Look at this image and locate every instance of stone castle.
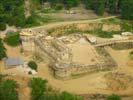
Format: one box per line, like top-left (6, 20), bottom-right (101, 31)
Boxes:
top-left (20, 23), bottom-right (133, 79)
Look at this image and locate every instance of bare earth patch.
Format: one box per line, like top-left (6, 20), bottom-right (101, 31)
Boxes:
top-left (67, 38), bottom-right (100, 65)
top-left (37, 63), bottom-right (109, 94)
top-left (104, 72), bottom-right (133, 96)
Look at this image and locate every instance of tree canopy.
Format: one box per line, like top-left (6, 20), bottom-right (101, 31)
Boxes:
top-left (0, 38), bottom-right (6, 60)
top-left (29, 78), bottom-right (47, 100)
top-left (0, 79), bottom-right (18, 100)
top-left (4, 32), bottom-right (21, 47)
top-left (0, 0), bottom-right (25, 28)
top-left (106, 94), bottom-right (121, 100)
top-left (121, 0), bottom-right (133, 20)
top-left (0, 0), bottom-right (132, 30)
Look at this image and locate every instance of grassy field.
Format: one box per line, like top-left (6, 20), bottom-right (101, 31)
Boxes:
top-left (47, 17), bottom-right (132, 38)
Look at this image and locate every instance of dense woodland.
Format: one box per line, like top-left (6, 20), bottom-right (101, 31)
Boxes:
top-left (0, 0), bottom-right (133, 30)
top-left (0, 0), bottom-right (25, 30)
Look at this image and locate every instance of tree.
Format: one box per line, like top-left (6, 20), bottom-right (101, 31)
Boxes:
top-left (108, 0), bottom-right (118, 14)
top-left (4, 32), bottom-right (21, 47)
top-left (29, 78), bottom-right (47, 100)
top-left (0, 79), bottom-right (18, 100)
top-left (0, 38), bottom-right (6, 60)
top-left (121, 0), bottom-right (133, 20)
top-left (64, 0), bottom-right (79, 9)
top-left (83, 0), bottom-right (93, 9)
top-left (0, 0), bottom-right (26, 27)
top-left (29, 77), bottom-right (83, 100)
top-left (48, 0), bottom-right (61, 7)
top-left (0, 23), bottom-right (6, 31)
top-left (95, 0), bottom-right (106, 16)
top-left (28, 61), bottom-right (38, 71)
top-left (106, 94), bottom-right (121, 100)
top-left (59, 91), bottom-right (82, 100)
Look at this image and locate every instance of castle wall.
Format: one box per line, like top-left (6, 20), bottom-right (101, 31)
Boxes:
top-left (35, 39), bottom-right (133, 79)
top-left (34, 36), bottom-right (133, 80)
top-left (111, 42), bottom-right (133, 50)
top-left (54, 62), bottom-right (116, 79)
top-left (21, 36), bottom-right (35, 52)
top-left (54, 47), bottom-right (117, 79)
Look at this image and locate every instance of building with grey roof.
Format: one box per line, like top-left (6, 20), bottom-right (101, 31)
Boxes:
top-left (4, 57), bottom-right (24, 68)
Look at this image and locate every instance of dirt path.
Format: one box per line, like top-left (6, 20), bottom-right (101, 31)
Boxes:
top-left (23, 16), bottom-right (117, 31)
top-left (24, 0), bottom-right (31, 17)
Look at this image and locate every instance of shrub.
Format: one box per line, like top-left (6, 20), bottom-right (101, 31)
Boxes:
top-left (59, 91), bottom-right (83, 100)
top-left (64, 0), bottom-right (80, 9)
top-left (28, 71), bottom-right (32, 75)
top-left (91, 29), bottom-right (120, 38)
top-left (129, 51), bottom-right (133, 60)
top-left (54, 4), bottom-right (63, 10)
top-left (26, 16), bottom-right (36, 25)
top-left (29, 77), bottom-right (83, 100)
top-left (106, 94), bottom-right (121, 100)
top-left (4, 32), bottom-right (21, 47)
top-left (0, 23), bottom-right (6, 31)
top-left (0, 38), bottom-right (7, 60)
top-left (25, 13), bottom-right (40, 27)
top-left (28, 61), bottom-right (38, 71)
top-left (121, 22), bottom-right (133, 32)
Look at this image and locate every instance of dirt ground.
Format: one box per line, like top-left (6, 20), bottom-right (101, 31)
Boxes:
top-left (39, 5), bottom-right (99, 21)
top-left (37, 63), bottom-right (109, 94)
top-left (1, 34), bottom-right (133, 100)
top-left (0, 44), bottom-right (21, 72)
top-left (35, 47), bottom-right (133, 96)
top-left (1, 43), bottom-right (133, 96)
top-left (67, 38), bottom-right (100, 64)
top-left (105, 47), bottom-right (133, 74)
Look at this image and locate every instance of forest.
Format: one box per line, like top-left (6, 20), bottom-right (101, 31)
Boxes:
top-left (0, 0), bottom-right (133, 30)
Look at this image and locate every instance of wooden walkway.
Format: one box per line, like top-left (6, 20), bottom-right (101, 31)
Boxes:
top-left (94, 39), bottom-right (133, 47)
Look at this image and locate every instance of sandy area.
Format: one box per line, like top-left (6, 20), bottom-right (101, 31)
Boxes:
top-left (37, 63), bottom-right (110, 94)
top-left (105, 47), bottom-right (133, 74)
top-left (67, 38), bottom-right (100, 64)
top-left (5, 44), bottom-right (21, 58)
top-left (0, 45), bottom-right (22, 72)
top-left (1, 40), bottom-right (133, 98)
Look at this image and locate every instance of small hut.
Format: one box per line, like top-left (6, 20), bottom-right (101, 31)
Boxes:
top-left (4, 57), bottom-right (24, 68)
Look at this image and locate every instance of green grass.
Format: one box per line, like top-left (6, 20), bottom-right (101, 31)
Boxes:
top-left (121, 21), bottom-right (133, 32)
top-left (40, 8), bottom-right (61, 14)
top-left (88, 29), bottom-right (120, 38)
top-left (24, 15), bottom-right (132, 38)
top-left (49, 25), bottom-right (120, 38)
top-left (106, 94), bottom-right (121, 100)
top-left (24, 12), bottom-right (64, 28)
top-left (102, 18), bottom-right (122, 24)
top-left (102, 18), bottom-right (133, 32)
